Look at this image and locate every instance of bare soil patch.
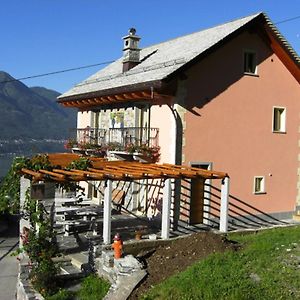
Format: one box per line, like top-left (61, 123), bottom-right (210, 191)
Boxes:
top-left (129, 231), bottom-right (237, 299)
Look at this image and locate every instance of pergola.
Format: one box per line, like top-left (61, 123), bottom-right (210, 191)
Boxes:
top-left (20, 153), bottom-right (230, 244)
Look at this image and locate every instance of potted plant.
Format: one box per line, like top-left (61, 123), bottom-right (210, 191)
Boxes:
top-left (78, 142), bottom-right (106, 157)
top-left (135, 226), bottom-right (147, 240)
top-left (64, 138), bottom-right (78, 150)
top-left (125, 143), bottom-right (161, 163)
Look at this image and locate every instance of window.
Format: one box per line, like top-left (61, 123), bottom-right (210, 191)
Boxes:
top-left (244, 51), bottom-right (257, 74)
top-left (273, 107), bottom-right (286, 133)
top-left (253, 176), bottom-right (265, 194)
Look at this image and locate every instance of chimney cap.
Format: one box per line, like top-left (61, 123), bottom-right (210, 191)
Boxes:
top-left (129, 28), bottom-right (136, 35)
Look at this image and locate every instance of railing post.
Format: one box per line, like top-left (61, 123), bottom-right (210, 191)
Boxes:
top-left (103, 180), bottom-right (112, 244)
top-left (219, 176), bottom-right (230, 233)
top-left (161, 179), bottom-right (172, 239)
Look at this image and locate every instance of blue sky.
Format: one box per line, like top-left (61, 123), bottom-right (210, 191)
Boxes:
top-left (1, 0), bottom-right (299, 93)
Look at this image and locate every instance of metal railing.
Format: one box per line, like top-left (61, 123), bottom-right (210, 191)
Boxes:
top-left (108, 127), bottom-right (159, 147)
top-left (70, 127), bottom-right (159, 148)
top-left (70, 128), bottom-right (107, 146)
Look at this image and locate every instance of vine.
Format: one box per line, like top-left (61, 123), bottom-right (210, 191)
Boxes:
top-left (0, 154), bottom-right (52, 215)
top-left (66, 156), bottom-right (92, 171)
top-left (0, 156), bottom-right (29, 214)
top-left (22, 187), bottom-right (59, 297)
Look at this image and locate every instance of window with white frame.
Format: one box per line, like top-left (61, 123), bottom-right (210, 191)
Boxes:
top-left (244, 51), bottom-right (257, 74)
top-left (273, 107), bottom-right (286, 133)
top-left (253, 176), bottom-right (265, 194)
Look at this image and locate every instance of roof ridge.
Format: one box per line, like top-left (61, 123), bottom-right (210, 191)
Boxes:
top-left (59, 11), bottom-right (299, 101)
top-left (141, 12), bottom-right (263, 51)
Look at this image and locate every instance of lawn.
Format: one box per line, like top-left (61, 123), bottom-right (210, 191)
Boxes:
top-left (143, 225), bottom-right (300, 300)
top-left (46, 274), bottom-right (110, 300)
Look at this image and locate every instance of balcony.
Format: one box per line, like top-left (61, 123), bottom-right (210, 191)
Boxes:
top-left (67, 127), bottom-right (160, 162)
top-left (108, 127), bottom-right (159, 148)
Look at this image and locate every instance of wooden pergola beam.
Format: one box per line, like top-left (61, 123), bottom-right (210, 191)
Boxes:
top-left (20, 153), bottom-right (227, 182)
top-left (39, 169), bottom-right (66, 179)
top-left (21, 168), bottom-right (43, 181)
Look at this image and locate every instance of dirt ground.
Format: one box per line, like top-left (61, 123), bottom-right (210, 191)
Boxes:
top-left (129, 231), bottom-right (238, 299)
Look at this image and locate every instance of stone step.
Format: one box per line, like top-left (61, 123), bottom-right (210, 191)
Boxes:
top-left (52, 255), bottom-right (72, 265)
top-left (67, 252), bottom-right (89, 269)
top-left (56, 235), bottom-right (80, 253)
top-left (60, 262), bottom-right (82, 275)
top-left (293, 214), bottom-right (300, 221)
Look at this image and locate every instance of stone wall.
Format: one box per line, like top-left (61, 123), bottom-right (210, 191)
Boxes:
top-left (17, 259), bottom-right (44, 300)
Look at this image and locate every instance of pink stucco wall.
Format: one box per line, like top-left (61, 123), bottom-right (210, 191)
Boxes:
top-left (181, 31), bottom-right (300, 214)
top-left (151, 105), bottom-right (176, 164)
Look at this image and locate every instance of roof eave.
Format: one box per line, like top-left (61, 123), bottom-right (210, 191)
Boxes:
top-left (57, 79), bottom-right (164, 103)
top-left (262, 13), bottom-right (300, 83)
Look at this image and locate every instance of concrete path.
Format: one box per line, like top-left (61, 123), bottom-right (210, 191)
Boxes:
top-left (0, 225), bottom-right (19, 300)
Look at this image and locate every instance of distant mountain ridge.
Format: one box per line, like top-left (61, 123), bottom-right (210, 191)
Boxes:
top-left (0, 71), bottom-right (76, 140)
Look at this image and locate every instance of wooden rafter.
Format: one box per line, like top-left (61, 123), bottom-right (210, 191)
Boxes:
top-left (20, 153), bottom-right (228, 183)
top-left (59, 90), bottom-right (173, 109)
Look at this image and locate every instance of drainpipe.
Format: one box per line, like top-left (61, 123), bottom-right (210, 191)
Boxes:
top-left (144, 87), bottom-right (154, 215)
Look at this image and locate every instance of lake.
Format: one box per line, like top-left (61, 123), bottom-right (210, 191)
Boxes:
top-left (0, 154), bottom-right (16, 178)
top-left (0, 140), bottom-right (66, 179)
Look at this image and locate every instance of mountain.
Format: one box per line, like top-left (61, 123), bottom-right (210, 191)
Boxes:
top-left (0, 71), bottom-right (76, 140)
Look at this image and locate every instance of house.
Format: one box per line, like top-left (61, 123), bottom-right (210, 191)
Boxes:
top-left (58, 12), bottom-right (300, 226)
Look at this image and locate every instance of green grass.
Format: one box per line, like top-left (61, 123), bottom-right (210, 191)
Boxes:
top-left (143, 225), bottom-right (300, 300)
top-left (46, 274), bottom-right (110, 300)
top-left (46, 289), bottom-right (75, 300)
top-left (78, 274), bottom-right (110, 300)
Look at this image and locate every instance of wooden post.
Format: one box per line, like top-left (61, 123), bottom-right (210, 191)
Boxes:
top-left (161, 179), bottom-right (172, 239)
top-left (103, 180), bottom-right (112, 244)
top-left (219, 176), bottom-right (230, 233)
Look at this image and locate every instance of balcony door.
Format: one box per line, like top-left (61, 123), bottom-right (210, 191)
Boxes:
top-left (136, 106), bottom-right (151, 145)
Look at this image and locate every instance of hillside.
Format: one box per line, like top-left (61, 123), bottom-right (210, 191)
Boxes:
top-left (0, 71), bottom-right (76, 140)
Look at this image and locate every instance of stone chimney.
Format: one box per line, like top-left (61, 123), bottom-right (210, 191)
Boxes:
top-left (122, 28), bottom-right (141, 72)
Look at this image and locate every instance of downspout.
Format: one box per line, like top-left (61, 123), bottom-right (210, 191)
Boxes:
top-left (167, 104), bottom-right (182, 165)
top-left (166, 79), bottom-right (185, 230)
top-left (145, 87), bottom-right (154, 214)
top-left (148, 87), bottom-right (154, 146)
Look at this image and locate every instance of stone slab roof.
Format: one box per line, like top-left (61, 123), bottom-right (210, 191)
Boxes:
top-left (59, 13), bottom-right (261, 100)
top-left (58, 12), bottom-right (299, 101)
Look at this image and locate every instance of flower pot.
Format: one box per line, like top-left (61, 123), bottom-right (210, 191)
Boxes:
top-left (133, 153), bottom-right (154, 163)
top-left (135, 231), bottom-right (143, 240)
top-left (85, 149), bottom-right (106, 157)
top-left (72, 147), bottom-right (86, 155)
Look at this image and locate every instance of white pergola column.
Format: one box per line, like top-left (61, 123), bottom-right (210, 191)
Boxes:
top-left (20, 176), bottom-right (31, 246)
top-left (161, 179), bottom-right (172, 239)
top-left (103, 180), bottom-right (112, 244)
top-left (219, 176), bottom-right (230, 233)
top-left (203, 178), bottom-right (212, 226)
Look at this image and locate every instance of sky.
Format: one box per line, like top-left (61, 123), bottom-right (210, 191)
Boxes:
top-left (0, 0), bottom-right (299, 93)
